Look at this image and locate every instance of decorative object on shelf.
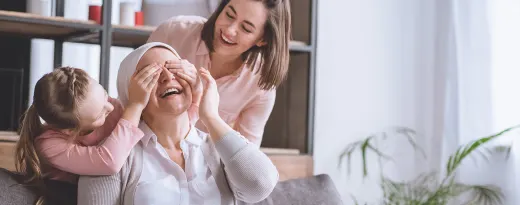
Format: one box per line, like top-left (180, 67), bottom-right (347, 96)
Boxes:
top-left (88, 5), bottom-right (102, 24)
top-left (119, 1), bottom-right (135, 26)
top-left (135, 11), bottom-right (143, 26)
top-left (27, 0), bottom-right (53, 16)
top-left (142, 0), bottom-right (213, 26)
top-left (339, 126), bottom-right (519, 205)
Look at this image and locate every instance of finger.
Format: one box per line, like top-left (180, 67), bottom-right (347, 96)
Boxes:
top-left (146, 72), bottom-right (160, 90)
top-left (175, 71), bottom-right (196, 85)
top-left (165, 59), bottom-right (182, 65)
top-left (134, 63), bottom-right (157, 77)
top-left (166, 64), bottom-right (197, 76)
top-left (167, 68), bottom-right (184, 74)
top-left (141, 71), bottom-right (157, 86)
top-left (135, 64), bottom-right (160, 80)
top-left (137, 67), bottom-right (160, 85)
top-left (199, 72), bottom-right (216, 89)
top-left (160, 66), bottom-right (175, 79)
top-left (176, 76), bottom-right (192, 96)
top-left (164, 63), bottom-right (183, 69)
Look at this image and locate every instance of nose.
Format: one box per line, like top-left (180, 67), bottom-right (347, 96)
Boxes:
top-left (106, 102), bottom-right (114, 113)
top-left (225, 23), bottom-right (238, 37)
top-left (159, 66), bottom-right (175, 84)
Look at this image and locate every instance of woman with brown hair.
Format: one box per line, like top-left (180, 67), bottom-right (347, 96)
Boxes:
top-left (147, 0), bottom-right (291, 145)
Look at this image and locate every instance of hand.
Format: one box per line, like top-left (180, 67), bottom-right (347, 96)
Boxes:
top-left (127, 63), bottom-right (161, 109)
top-left (165, 59), bottom-right (203, 107)
top-left (198, 67), bottom-right (220, 122)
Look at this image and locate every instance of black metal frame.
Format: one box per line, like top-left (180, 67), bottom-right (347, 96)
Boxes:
top-left (99, 0), bottom-right (112, 89)
top-left (306, 0), bottom-right (318, 155)
top-left (53, 0), bottom-right (64, 68)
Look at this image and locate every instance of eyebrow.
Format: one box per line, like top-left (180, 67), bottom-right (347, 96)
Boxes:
top-left (228, 5), bottom-right (256, 29)
top-left (229, 5), bottom-right (237, 15)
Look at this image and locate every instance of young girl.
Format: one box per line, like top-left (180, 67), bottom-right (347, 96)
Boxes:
top-left (15, 65), bottom-right (160, 202)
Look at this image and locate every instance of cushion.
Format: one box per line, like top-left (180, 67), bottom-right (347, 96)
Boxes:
top-left (0, 168), bottom-right (38, 205)
top-left (0, 168), bottom-right (77, 205)
top-left (247, 174), bottom-right (344, 205)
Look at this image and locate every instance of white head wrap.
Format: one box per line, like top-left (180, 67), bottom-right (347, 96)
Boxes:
top-left (116, 42), bottom-right (181, 106)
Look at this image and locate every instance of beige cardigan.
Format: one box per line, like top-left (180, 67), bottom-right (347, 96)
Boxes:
top-left (76, 131), bottom-right (279, 205)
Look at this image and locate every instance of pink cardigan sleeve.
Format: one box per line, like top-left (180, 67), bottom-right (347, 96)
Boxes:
top-left (37, 119), bottom-right (143, 175)
top-left (36, 98), bottom-right (144, 175)
top-left (234, 90), bottom-right (276, 146)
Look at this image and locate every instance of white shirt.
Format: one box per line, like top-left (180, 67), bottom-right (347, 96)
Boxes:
top-left (134, 122), bottom-right (221, 205)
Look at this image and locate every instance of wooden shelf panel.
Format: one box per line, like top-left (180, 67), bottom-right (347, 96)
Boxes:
top-left (0, 11), bottom-right (313, 53)
top-left (0, 135), bottom-right (312, 180)
top-left (107, 24), bottom-right (312, 52)
top-left (112, 24), bottom-right (155, 48)
top-left (269, 155), bottom-right (313, 181)
top-left (0, 10), bottom-right (101, 39)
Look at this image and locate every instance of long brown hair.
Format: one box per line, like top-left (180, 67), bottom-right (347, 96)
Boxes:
top-left (15, 67), bottom-right (90, 205)
top-left (201, 0), bottom-right (292, 90)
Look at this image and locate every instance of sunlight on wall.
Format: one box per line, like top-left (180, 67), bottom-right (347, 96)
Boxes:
top-left (489, 1), bottom-right (520, 139)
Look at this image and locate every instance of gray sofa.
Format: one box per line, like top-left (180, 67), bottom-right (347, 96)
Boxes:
top-left (0, 168), bottom-right (343, 205)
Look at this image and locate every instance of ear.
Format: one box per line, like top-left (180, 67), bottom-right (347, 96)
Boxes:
top-left (255, 39), bottom-right (267, 47)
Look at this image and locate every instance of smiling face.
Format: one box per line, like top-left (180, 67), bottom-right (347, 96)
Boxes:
top-left (212, 0), bottom-right (268, 57)
top-left (77, 77), bottom-right (114, 132)
top-left (136, 47), bottom-right (192, 116)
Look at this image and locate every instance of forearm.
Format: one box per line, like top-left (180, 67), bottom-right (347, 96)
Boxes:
top-left (202, 115), bottom-right (233, 142)
top-left (213, 131), bottom-right (279, 203)
top-left (121, 103), bottom-right (144, 126)
top-left (78, 174), bottom-right (122, 205)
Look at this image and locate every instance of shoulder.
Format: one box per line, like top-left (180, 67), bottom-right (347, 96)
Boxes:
top-left (168, 15), bottom-right (207, 25)
top-left (158, 15), bottom-right (207, 33)
top-left (35, 129), bottom-right (69, 145)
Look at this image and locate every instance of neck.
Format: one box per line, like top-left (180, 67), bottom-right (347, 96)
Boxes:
top-left (142, 112), bottom-right (190, 150)
top-left (210, 52), bottom-right (243, 71)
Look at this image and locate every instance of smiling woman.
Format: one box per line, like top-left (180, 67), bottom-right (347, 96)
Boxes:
top-left (147, 0), bottom-right (291, 146)
top-left (78, 42), bottom-right (279, 205)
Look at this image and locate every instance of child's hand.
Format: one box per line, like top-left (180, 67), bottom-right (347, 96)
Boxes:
top-left (128, 63), bottom-right (161, 109)
top-left (165, 59), bottom-right (203, 107)
top-left (198, 68), bottom-right (220, 122)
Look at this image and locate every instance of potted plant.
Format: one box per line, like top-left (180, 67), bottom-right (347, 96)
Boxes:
top-left (339, 125), bottom-right (519, 205)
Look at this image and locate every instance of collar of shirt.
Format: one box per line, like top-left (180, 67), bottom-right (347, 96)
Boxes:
top-left (195, 39), bottom-right (247, 79)
top-left (138, 122), bottom-right (203, 147)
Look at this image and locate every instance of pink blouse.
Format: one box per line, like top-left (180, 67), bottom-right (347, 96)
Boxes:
top-left (147, 15), bottom-right (276, 145)
top-left (35, 97), bottom-right (144, 183)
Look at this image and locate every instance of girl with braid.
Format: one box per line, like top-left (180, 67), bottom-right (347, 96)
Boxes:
top-left (14, 65), bottom-right (160, 204)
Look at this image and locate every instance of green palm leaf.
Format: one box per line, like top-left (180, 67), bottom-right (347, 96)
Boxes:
top-left (446, 125), bottom-right (520, 176)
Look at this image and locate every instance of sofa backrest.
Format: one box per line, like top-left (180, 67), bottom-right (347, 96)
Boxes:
top-left (0, 168), bottom-right (76, 205)
top-left (1, 168), bottom-right (342, 205)
top-left (248, 174), bottom-right (344, 205)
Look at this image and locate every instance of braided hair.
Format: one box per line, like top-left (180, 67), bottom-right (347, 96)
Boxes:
top-left (15, 66), bottom-right (90, 205)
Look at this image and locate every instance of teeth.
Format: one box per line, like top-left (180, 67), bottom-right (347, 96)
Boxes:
top-left (221, 33), bottom-right (235, 44)
top-left (161, 88), bottom-right (179, 97)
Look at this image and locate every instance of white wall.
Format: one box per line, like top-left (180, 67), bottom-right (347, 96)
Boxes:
top-left (313, 0), bottom-right (434, 203)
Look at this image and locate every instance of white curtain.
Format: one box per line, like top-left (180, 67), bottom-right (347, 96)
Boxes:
top-left (416, 0), bottom-right (520, 204)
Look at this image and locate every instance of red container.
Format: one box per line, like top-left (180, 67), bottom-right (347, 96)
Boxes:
top-left (88, 5), bottom-right (102, 24)
top-left (135, 11), bottom-right (144, 26)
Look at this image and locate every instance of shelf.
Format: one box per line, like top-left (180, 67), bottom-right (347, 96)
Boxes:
top-left (0, 131), bottom-right (18, 142)
top-left (0, 11), bottom-right (313, 52)
top-left (112, 24), bottom-right (155, 48)
top-left (108, 24), bottom-right (313, 52)
top-left (289, 41), bottom-right (313, 52)
top-left (0, 10), bottom-right (101, 40)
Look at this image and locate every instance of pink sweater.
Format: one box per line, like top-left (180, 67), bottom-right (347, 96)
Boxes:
top-left (35, 98), bottom-right (144, 183)
top-left (147, 16), bottom-right (276, 145)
